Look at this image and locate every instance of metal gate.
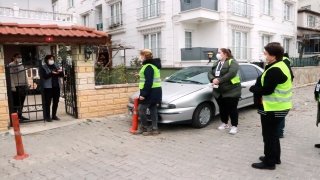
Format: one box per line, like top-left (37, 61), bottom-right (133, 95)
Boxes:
top-left (5, 60), bottom-right (46, 126)
top-left (61, 61), bottom-right (78, 118)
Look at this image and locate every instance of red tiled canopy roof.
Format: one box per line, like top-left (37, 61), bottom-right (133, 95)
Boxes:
top-left (0, 22), bottom-right (109, 44)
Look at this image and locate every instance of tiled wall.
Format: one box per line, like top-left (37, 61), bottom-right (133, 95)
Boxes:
top-left (0, 45), bottom-right (9, 131)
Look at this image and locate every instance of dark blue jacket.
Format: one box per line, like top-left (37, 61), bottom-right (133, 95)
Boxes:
top-left (139, 58), bottom-right (162, 104)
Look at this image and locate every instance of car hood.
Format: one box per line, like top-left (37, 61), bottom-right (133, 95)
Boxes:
top-left (129, 82), bottom-right (206, 104)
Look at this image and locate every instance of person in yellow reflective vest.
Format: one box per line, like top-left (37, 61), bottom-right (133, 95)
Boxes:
top-left (208, 48), bottom-right (241, 134)
top-left (314, 79), bottom-right (320, 148)
top-left (249, 43), bottom-right (292, 170)
top-left (278, 52), bottom-right (294, 138)
top-left (132, 49), bottom-right (162, 136)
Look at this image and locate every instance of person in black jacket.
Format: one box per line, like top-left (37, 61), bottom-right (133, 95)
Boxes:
top-left (249, 43), bottom-right (292, 170)
top-left (314, 79), bottom-right (320, 148)
top-left (132, 49), bottom-right (162, 136)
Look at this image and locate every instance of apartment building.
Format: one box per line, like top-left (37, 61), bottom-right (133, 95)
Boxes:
top-left (297, 0), bottom-right (320, 56)
top-left (55, 0), bottom-right (298, 67)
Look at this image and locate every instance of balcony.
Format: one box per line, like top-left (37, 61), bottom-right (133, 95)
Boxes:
top-left (180, 0), bottom-right (219, 23)
top-left (106, 14), bottom-right (125, 35)
top-left (0, 5), bottom-right (76, 25)
top-left (228, 0), bottom-right (253, 18)
top-left (228, 47), bottom-right (252, 61)
top-left (137, 1), bottom-right (164, 21)
top-left (181, 47), bottom-right (218, 61)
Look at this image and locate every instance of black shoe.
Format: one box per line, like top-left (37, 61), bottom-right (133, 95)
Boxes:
top-left (279, 134), bottom-right (284, 138)
top-left (52, 116), bottom-right (60, 121)
top-left (259, 156), bottom-right (281, 164)
top-left (46, 118), bottom-right (53, 122)
top-left (251, 162), bottom-right (275, 170)
top-left (20, 116), bottom-right (29, 121)
top-left (315, 144), bottom-right (320, 148)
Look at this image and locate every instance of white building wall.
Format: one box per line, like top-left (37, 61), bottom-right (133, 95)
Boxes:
top-left (54, 0), bottom-right (298, 67)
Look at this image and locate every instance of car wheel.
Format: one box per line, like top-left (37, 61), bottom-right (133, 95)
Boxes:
top-left (191, 103), bottom-right (213, 128)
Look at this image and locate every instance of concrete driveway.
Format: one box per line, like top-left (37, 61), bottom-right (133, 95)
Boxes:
top-left (1, 85), bottom-right (320, 179)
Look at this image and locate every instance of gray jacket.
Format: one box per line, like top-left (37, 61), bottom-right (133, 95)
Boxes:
top-left (42, 64), bottom-right (62, 88)
top-left (207, 58), bottom-right (241, 98)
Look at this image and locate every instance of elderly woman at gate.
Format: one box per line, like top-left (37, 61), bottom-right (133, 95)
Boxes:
top-left (42, 55), bottom-right (64, 122)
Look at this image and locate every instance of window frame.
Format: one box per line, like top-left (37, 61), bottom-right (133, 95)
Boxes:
top-left (68, 0), bottom-right (74, 8)
top-left (240, 65), bottom-right (260, 82)
top-left (143, 0), bottom-right (160, 20)
top-left (144, 32), bottom-right (162, 58)
top-left (307, 15), bottom-right (316, 28)
top-left (283, 38), bottom-right (290, 54)
top-left (261, 35), bottom-right (271, 53)
top-left (185, 31), bottom-right (192, 49)
top-left (110, 2), bottom-right (123, 25)
top-left (232, 30), bottom-right (248, 60)
top-left (284, 3), bottom-right (291, 21)
top-left (82, 14), bottom-right (89, 27)
top-left (262, 0), bottom-right (271, 16)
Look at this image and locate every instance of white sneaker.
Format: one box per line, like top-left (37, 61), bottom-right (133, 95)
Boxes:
top-left (218, 123), bottom-right (230, 130)
top-left (229, 126), bottom-right (238, 134)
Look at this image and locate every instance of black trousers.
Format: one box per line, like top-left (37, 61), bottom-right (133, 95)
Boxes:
top-left (261, 115), bottom-right (282, 166)
top-left (12, 86), bottom-right (27, 118)
top-left (215, 96), bottom-right (239, 126)
top-left (44, 88), bottom-right (60, 118)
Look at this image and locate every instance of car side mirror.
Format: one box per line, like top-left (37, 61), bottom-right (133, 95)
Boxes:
top-left (165, 77), bottom-right (169, 80)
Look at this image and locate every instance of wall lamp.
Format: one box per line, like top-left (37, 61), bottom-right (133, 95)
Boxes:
top-left (84, 45), bottom-right (94, 62)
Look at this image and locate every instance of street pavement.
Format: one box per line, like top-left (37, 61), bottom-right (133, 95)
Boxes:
top-left (1, 85), bottom-right (320, 180)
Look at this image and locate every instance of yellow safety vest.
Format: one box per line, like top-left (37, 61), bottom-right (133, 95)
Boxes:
top-left (261, 61), bottom-right (292, 111)
top-left (228, 59), bottom-right (241, 84)
top-left (139, 64), bottom-right (161, 89)
top-left (283, 57), bottom-right (291, 66)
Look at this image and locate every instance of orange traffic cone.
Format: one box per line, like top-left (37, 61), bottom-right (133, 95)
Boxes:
top-left (129, 98), bottom-right (139, 133)
top-left (12, 113), bottom-right (29, 160)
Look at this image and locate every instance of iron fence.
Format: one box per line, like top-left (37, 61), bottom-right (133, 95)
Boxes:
top-left (291, 56), bottom-right (320, 67)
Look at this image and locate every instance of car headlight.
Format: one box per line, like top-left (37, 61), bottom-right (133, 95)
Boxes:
top-left (160, 103), bottom-right (176, 109)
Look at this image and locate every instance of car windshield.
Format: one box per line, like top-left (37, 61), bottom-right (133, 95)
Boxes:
top-left (164, 66), bottom-right (211, 84)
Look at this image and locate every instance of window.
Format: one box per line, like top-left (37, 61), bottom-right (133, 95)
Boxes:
top-left (232, 30), bottom-right (248, 59)
top-left (111, 2), bottom-right (122, 25)
top-left (262, 0), bottom-right (271, 15)
top-left (185, 32), bottom-right (192, 48)
top-left (307, 15), bottom-right (316, 27)
top-left (143, 0), bottom-right (160, 19)
top-left (52, 3), bottom-right (57, 12)
top-left (284, 3), bottom-right (291, 20)
top-left (68, 0), bottom-right (74, 8)
top-left (184, 0), bottom-right (191, 3)
top-left (241, 65), bottom-right (260, 82)
top-left (261, 35), bottom-right (271, 52)
top-left (144, 32), bottom-right (162, 59)
top-left (283, 38), bottom-right (290, 54)
top-left (83, 14), bottom-right (89, 27)
top-left (233, 0), bottom-right (249, 17)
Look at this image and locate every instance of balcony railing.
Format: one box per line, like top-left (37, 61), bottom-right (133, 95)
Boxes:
top-left (0, 5), bottom-right (76, 23)
top-left (181, 0), bottom-right (218, 12)
top-left (0, 7), bottom-right (13, 17)
top-left (229, 47), bottom-right (251, 60)
top-left (137, 1), bottom-right (163, 21)
top-left (181, 47), bottom-right (218, 61)
top-left (229, 0), bottom-right (253, 17)
top-left (106, 14), bottom-right (123, 30)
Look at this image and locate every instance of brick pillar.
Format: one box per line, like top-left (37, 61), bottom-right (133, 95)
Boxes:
top-left (0, 45), bottom-right (9, 131)
top-left (71, 45), bottom-right (96, 119)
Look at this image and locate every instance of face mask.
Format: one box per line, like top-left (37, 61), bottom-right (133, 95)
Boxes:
top-left (216, 54), bottom-right (222, 60)
top-left (261, 55), bottom-right (267, 62)
top-left (48, 60), bottom-right (54, 65)
top-left (17, 58), bottom-right (22, 63)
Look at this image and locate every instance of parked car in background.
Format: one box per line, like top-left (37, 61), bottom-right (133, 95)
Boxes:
top-left (127, 63), bottom-right (264, 128)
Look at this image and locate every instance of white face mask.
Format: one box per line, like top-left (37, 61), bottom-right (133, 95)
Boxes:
top-left (261, 55), bottom-right (267, 62)
top-left (17, 58), bottom-right (22, 63)
top-left (48, 60), bottom-right (54, 65)
top-left (216, 54), bottom-right (222, 60)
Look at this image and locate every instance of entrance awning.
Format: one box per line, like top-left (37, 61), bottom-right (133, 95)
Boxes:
top-left (0, 22), bottom-right (109, 45)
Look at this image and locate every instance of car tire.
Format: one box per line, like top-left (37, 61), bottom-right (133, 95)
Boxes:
top-left (191, 103), bottom-right (213, 128)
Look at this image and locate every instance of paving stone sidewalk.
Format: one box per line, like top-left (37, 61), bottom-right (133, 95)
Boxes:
top-left (1, 85), bottom-right (320, 180)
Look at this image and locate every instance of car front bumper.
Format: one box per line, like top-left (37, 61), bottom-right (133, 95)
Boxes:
top-left (127, 103), bottom-right (195, 124)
